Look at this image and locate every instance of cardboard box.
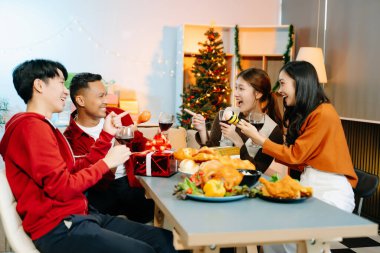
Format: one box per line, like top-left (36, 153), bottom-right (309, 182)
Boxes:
top-left (132, 151), bottom-right (177, 177)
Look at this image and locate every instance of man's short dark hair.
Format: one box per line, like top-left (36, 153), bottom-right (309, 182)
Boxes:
top-left (12, 59), bottom-right (68, 104)
top-left (69, 73), bottom-right (103, 107)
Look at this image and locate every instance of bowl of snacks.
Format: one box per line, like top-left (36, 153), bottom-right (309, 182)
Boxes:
top-left (238, 169), bottom-right (262, 187)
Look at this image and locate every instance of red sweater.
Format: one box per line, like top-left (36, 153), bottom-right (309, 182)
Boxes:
top-left (0, 113), bottom-right (113, 240)
top-left (64, 107), bottom-right (148, 187)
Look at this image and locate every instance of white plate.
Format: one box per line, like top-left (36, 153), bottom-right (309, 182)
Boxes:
top-left (187, 194), bottom-right (246, 202)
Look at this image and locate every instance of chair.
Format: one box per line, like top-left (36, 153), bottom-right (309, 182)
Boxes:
top-left (353, 168), bottom-right (379, 216)
top-left (0, 169), bottom-right (40, 253)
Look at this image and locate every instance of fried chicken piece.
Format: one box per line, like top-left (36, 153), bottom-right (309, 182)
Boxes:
top-left (174, 147), bottom-right (218, 161)
top-left (173, 148), bottom-right (198, 160)
top-left (199, 160), bottom-right (243, 190)
top-left (259, 175), bottom-right (313, 199)
top-left (216, 156), bottom-right (256, 170)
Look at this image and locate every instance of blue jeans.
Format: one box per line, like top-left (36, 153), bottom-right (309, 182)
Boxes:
top-left (34, 211), bottom-right (176, 253)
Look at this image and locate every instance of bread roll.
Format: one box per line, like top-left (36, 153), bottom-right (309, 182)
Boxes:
top-left (179, 159), bottom-right (199, 174)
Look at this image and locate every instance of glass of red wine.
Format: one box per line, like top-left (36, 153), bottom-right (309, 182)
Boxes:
top-left (158, 112), bottom-right (174, 139)
top-left (248, 112), bottom-right (265, 131)
top-left (248, 112), bottom-right (265, 148)
top-left (115, 126), bottom-right (134, 145)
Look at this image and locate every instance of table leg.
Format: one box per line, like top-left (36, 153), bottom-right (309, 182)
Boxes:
top-left (153, 205), bottom-right (164, 228)
top-left (236, 247), bottom-right (246, 253)
top-left (192, 246), bottom-right (220, 253)
top-left (246, 245), bottom-right (258, 253)
top-left (298, 240), bottom-right (331, 253)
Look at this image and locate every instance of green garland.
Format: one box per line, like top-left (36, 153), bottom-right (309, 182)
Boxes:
top-left (272, 24), bottom-right (294, 91)
top-left (283, 24), bottom-right (294, 64)
top-left (234, 25), bottom-right (242, 72)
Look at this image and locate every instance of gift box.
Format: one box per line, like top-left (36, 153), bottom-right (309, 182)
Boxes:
top-left (132, 151), bottom-right (177, 177)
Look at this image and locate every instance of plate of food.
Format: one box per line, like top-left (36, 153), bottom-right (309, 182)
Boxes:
top-left (256, 175), bottom-right (313, 203)
top-left (258, 194), bottom-right (310, 203)
top-left (186, 194), bottom-right (246, 202)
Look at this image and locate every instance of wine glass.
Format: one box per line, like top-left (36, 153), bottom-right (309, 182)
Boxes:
top-left (248, 112), bottom-right (265, 131)
top-left (218, 107), bottom-right (239, 147)
top-left (115, 126), bottom-right (134, 145)
top-left (219, 107), bottom-right (239, 125)
top-left (158, 112), bottom-right (174, 139)
top-left (248, 112), bottom-right (265, 148)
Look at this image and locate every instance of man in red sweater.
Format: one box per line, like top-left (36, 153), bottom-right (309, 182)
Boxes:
top-left (64, 73), bottom-right (154, 223)
top-left (0, 59), bottom-right (176, 253)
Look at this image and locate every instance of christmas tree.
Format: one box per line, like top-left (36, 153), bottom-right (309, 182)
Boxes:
top-left (178, 27), bottom-right (230, 130)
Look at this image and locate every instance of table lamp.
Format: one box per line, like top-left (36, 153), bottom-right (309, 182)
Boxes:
top-left (296, 47), bottom-right (327, 84)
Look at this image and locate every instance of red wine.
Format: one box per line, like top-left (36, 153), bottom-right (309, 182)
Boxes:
top-left (116, 137), bottom-right (133, 145)
top-left (251, 123), bottom-right (264, 131)
top-left (159, 122), bottom-right (173, 132)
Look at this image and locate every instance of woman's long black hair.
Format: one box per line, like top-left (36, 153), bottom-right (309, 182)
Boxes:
top-left (281, 61), bottom-right (329, 145)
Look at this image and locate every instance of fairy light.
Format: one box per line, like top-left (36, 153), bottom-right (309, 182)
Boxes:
top-left (0, 18), bottom-right (176, 77)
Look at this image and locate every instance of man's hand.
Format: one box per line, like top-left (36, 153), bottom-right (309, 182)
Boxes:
top-left (103, 145), bottom-right (131, 169)
top-left (103, 111), bottom-right (129, 136)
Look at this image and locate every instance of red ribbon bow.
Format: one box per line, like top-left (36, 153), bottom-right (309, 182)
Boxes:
top-left (145, 133), bottom-right (172, 152)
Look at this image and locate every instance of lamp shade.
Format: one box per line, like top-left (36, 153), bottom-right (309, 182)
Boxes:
top-left (296, 47), bottom-right (327, 83)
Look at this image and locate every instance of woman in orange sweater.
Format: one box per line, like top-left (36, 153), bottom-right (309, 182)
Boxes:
top-left (238, 61), bottom-right (357, 212)
top-left (239, 61), bottom-right (357, 253)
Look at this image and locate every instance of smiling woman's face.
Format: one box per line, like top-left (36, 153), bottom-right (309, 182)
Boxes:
top-left (234, 76), bottom-right (256, 114)
top-left (278, 70), bottom-right (296, 107)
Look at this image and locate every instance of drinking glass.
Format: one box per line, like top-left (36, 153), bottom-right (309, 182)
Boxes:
top-left (248, 112), bottom-right (265, 131)
top-left (219, 107), bottom-right (239, 124)
top-left (248, 112), bottom-right (265, 148)
top-left (218, 107), bottom-right (239, 147)
top-left (158, 112), bottom-right (174, 139)
top-left (115, 126), bottom-right (134, 145)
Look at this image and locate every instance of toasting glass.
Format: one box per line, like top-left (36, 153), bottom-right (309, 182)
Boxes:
top-left (218, 107), bottom-right (239, 147)
top-left (248, 112), bottom-right (265, 148)
top-left (115, 126), bottom-right (134, 145)
top-left (248, 112), bottom-right (265, 131)
top-left (158, 112), bottom-right (174, 139)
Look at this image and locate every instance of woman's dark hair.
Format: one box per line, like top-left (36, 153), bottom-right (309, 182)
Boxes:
top-left (237, 68), bottom-right (283, 129)
top-left (12, 59), bottom-right (68, 104)
top-left (69, 73), bottom-right (102, 106)
top-left (280, 61), bottom-right (329, 145)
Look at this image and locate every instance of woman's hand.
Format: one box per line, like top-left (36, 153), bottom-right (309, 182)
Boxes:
top-left (237, 119), bottom-right (266, 146)
top-left (103, 111), bottom-right (129, 136)
top-left (192, 113), bottom-right (208, 145)
top-left (192, 114), bottom-right (206, 132)
top-left (220, 122), bottom-right (244, 147)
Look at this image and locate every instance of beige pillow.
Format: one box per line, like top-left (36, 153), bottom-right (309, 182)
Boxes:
top-left (137, 127), bottom-right (187, 150)
top-left (186, 129), bottom-right (201, 149)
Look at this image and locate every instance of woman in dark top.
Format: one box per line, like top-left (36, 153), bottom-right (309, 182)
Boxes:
top-left (192, 68), bottom-right (284, 173)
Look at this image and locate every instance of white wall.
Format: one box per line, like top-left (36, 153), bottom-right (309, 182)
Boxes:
top-left (0, 0), bottom-right (280, 123)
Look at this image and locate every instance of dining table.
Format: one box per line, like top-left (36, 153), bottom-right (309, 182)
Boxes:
top-left (138, 173), bottom-right (378, 253)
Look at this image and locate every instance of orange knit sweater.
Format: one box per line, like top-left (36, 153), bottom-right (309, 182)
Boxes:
top-left (263, 103), bottom-right (358, 188)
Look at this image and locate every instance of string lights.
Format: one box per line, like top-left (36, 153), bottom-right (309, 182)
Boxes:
top-left (0, 18), bottom-right (176, 78)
